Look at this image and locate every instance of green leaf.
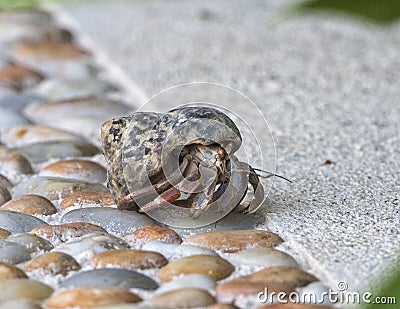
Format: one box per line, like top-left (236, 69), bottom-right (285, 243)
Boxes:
top-left (0, 0), bottom-right (39, 11)
top-left (292, 0), bottom-right (400, 24)
top-left (361, 259), bottom-right (400, 309)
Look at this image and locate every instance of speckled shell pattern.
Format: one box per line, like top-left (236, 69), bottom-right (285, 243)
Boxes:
top-left (101, 106), bottom-right (243, 206)
top-left (101, 116), bottom-right (131, 202)
top-left (101, 112), bottom-right (159, 204)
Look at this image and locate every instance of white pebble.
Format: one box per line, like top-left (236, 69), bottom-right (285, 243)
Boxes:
top-left (54, 233), bottom-right (129, 263)
top-left (0, 109), bottom-right (31, 132)
top-left (227, 248), bottom-right (299, 268)
top-left (33, 77), bottom-right (113, 100)
top-left (155, 274), bottom-right (216, 295)
top-left (0, 299), bottom-right (41, 309)
top-left (296, 281), bottom-right (337, 306)
top-left (12, 176), bottom-right (107, 200)
top-left (142, 241), bottom-right (218, 259)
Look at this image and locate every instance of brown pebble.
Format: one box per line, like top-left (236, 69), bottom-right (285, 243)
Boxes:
top-left (151, 288), bottom-right (216, 308)
top-left (158, 254), bottom-right (234, 282)
top-left (0, 228), bottom-right (11, 240)
top-left (0, 186), bottom-right (11, 206)
top-left (216, 267), bottom-right (317, 302)
top-left (24, 252), bottom-right (81, 276)
top-left (39, 159), bottom-right (107, 182)
top-left (258, 304), bottom-right (335, 309)
top-left (183, 230), bottom-right (283, 253)
top-left (0, 262), bottom-right (28, 279)
top-left (88, 249), bottom-right (168, 270)
top-left (0, 194), bottom-right (56, 215)
top-left (123, 225), bottom-right (182, 246)
top-left (3, 125), bottom-right (84, 147)
top-left (15, 42), bottom-right (89, 60)
top-left (0, 278), bottom-right (53, 301)
top-left (43, 286), bottom-right (141, 309)
top-left (0, 174), bottom-right (13, 189)
top-left (0, 64), bottom-right (43, 90)
top-left (60, 190), bottom-right (115, 210)
top-left (30, 222), bottom-right (107, 243)
top-left (0, 10), bottom-right (72, 45)
top-left (243, 267), bottom-right (317, 287)
top-left (0, 151), bottom-right (33, 176)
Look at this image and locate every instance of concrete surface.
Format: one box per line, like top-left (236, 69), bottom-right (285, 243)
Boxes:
top-left (61, 0), bottom-right (400, 293)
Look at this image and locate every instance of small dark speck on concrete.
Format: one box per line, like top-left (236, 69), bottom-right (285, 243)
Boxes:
top-left (199, 8), bottom-right (218, 21)
top-left (321, 159), bottom-right (335, 166)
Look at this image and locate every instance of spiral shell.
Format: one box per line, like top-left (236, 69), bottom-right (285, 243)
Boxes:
top-left (101, 106), bottom-right (243, 205)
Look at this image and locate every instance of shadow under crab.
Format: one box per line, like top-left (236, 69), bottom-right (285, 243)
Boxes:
top-left (101, 106), bottom-right (272, 225)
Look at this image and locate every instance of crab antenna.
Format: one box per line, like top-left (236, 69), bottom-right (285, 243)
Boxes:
top-left (251, 168), bottom-right (292, 183)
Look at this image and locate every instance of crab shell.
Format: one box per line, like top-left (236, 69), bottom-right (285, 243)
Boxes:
top-left (101, 106), bottom-right (243, 207)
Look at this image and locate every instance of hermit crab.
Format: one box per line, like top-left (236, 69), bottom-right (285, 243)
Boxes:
top-left (101, 106), bottom-right (287, 223)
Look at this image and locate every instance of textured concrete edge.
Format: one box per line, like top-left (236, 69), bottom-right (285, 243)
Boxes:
top-left (265, 216), bottom-right (340, 291)
top-left (265, 213), bottom-right (398, 295)
top-left (40, 0), bottom-right (149, 108)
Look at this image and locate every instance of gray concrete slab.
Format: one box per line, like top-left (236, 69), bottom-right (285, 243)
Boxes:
top-left (61, 0), bottom-right (400, 293)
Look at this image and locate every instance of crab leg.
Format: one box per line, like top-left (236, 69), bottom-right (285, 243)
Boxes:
top-left (190, 165), bottom-right (219, 218)
top-left (139, 156), bottom-right (221, 214)
top-left (137, 159), bottom-right (201, 213)
top-left (117, 156), bottom-right (191, 209)
top-left (138, 186), bottom-right (182, 212)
